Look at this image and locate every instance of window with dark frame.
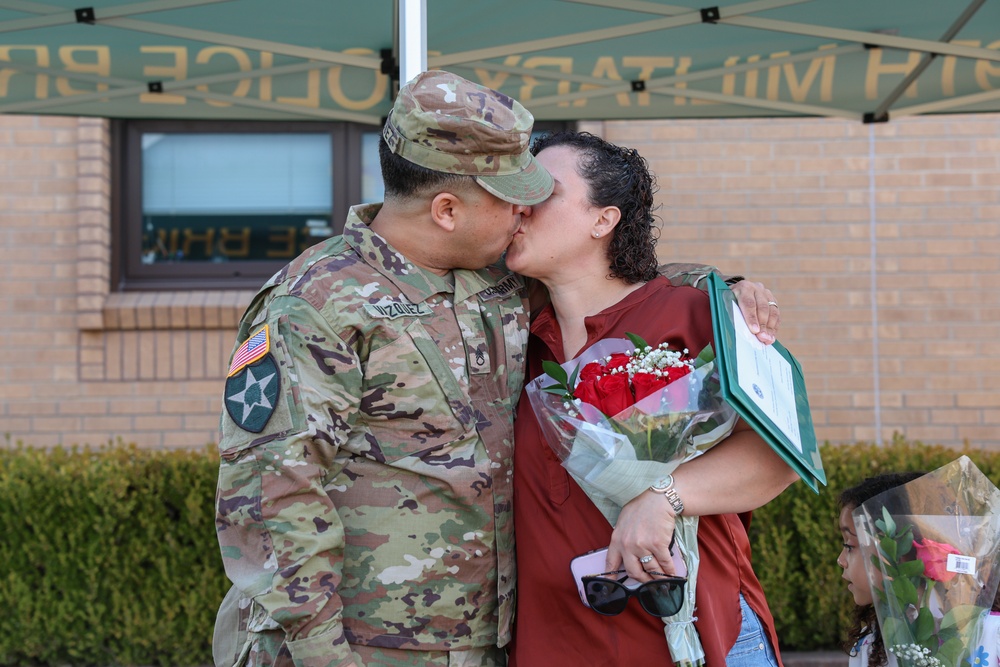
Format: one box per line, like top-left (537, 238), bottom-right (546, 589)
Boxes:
top-left (112, 119), bottom-right (572, 291)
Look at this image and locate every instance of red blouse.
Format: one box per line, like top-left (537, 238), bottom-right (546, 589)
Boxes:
top-left (508, 278), bottom-right (783, 667)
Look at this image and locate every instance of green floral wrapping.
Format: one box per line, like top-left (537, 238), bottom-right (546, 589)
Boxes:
top-left (663, 516), bottom-right (704, 667)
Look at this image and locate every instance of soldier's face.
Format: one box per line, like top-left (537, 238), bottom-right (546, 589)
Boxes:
top-left (456, 186), bottom-right (529, 268)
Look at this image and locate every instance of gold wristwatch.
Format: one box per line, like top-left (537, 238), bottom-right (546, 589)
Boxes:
top-left (650, 474), bottom-right (685, 516)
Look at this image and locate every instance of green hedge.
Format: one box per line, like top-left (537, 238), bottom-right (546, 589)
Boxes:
top-left (0, 442), bottom-right (229, 667)
top-left (2, 437), bottom-right (999, 665)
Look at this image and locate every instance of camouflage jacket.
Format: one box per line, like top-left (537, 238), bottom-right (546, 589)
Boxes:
top-left (216, 204), bottom-right (528, 667)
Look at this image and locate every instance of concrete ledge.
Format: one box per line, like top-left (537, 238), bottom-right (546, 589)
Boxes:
top-left (782, 651), bottom-right (847, 667)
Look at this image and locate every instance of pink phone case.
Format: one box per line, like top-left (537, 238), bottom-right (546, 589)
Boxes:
top-left (569, 545), bottom-right (688, 607)
top-left (569, 548), bottom-right (611, 606)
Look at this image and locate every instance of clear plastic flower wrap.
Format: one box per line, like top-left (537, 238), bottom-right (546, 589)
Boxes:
top-left (526, 336), bottom-right (736, 511)
top-left (524, 335), bottom-right (738, 667)
top-left (852, 456), bottom-right (1000, 667)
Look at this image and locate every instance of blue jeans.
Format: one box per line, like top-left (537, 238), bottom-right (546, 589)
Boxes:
top-left (725, 593), bottom-right (780, 667)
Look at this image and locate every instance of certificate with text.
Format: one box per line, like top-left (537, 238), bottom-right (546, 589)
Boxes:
top-left (731, 300), bottom-right (802, 452)
top-left (708, 273), bottom-right (826, 491)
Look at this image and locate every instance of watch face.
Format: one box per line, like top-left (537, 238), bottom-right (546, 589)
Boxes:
top-left (650, 475), bottom-right (672, 491)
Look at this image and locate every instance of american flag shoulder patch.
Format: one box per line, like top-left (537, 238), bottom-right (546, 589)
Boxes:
top-left (227, 325), bottom-right (270, 377)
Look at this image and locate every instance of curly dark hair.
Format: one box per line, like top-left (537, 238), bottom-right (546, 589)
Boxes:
top-left (530, 131), bottom-right (659, 284)
top-left (839, 471), bottom-right (926, 667)
top-left (378, 136), bottom-right (477, 200)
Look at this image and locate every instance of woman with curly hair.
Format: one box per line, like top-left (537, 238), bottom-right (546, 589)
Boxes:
top-left (504, 131), bottom-right (799, 665)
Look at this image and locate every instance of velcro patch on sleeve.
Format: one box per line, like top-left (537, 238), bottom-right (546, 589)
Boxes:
top-left (224, 354), bottom-right (280, 433)
top-left (227, 325), bottom-right (270, 377)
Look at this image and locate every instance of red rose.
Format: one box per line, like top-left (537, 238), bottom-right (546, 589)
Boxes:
top-left (664, 365), bottom-right (693, 383)
top-left (595, 373), bottom-right (634, 416)
top-left (578, 361), bottom-right (605, 383)
top-left (632, 372), bottom-right (668, 401)
top-left (913, 538), bottom-right (962, 582)
top-left (573, 377), bottom-right (602, 408)
top-left (605, 353), bottom-right (632, 372)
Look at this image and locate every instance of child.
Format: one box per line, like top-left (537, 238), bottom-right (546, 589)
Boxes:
top-left (837, 472), bottom-right (1000, 667)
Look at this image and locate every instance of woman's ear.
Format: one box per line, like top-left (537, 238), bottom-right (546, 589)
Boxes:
top-left (593, 206), bottom-right (622, 238)
top-left (430, 191), bottom-right (461, 233)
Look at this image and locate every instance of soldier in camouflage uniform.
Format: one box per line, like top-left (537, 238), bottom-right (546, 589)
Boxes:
top-left (213, 70), bottom-right (780, 667)
top-left (215, 70), bottom-right (550, 667)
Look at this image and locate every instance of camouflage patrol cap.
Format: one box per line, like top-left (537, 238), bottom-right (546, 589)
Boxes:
top-left (382, 70), bottom-right (554, 206)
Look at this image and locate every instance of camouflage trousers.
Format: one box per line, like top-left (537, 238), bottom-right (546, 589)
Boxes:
top-left (240, 628), bottom-right (506, 667)
top-left (215, 586), bottom-right (505, 667)
top-left (236, 630), bottom-right (506, 667)
top-left (351, 644), bottom-right (506, 667)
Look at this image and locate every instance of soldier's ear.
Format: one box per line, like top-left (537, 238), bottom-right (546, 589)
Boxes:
top-left (429, 191), bottom-right (461, 233)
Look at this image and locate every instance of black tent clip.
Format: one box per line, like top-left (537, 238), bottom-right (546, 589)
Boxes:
top-left (75, 7), bottom-right (96, 24)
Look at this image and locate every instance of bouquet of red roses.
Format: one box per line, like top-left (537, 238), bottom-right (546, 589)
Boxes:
top-left (527, 333), bottom-right (736, 505)
top-left (525, 333), bottom-right (737, 667)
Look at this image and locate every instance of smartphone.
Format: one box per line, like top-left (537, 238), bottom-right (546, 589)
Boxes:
top-left (569, 544), bottom-right (688, 607)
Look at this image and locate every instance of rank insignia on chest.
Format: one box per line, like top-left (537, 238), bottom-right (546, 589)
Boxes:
top-left (225, 354), bottom-right (280, 433)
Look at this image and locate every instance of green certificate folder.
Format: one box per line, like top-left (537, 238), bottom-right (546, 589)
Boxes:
top-left (707, 273), bottom-right (826, 492)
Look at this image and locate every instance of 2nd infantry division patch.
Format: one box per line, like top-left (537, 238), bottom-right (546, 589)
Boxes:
top-left (225, 354), bottom-right (280, 433)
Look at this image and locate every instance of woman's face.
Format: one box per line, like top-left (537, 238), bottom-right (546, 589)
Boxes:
top-left (504, 144), bottom-right (599, 280)
top-left (837, 505), bottom-right (873, 606)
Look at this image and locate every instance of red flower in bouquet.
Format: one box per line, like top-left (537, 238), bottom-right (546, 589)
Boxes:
top-left (631, 372), bottom-right (669, 401)
top-left (913, 538), bottom-right (962, 582)
top-left (588, 373), bottom-right (633, 416)
top-left (568, 334), bottom-right (697, 418)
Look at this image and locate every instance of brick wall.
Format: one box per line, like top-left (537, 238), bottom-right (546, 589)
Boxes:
top-left (590, 114), bottom-right (1000, 448)
top-left (1, 116), bottom-right (252, 449)
top-left (1, 113), bottom-right (998, 451)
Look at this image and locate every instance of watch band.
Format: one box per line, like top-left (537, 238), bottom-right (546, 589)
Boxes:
top-left (662, 485), bottom-right (685, 516)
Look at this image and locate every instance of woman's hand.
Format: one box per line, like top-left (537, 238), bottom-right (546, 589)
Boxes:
top-left (605, 421), bottom-right (798, 583)
top-left (605, 490), bottom-right (678, 582)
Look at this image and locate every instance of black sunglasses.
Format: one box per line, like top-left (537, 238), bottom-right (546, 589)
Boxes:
top-left (581, 570), bottom-right (686, 617)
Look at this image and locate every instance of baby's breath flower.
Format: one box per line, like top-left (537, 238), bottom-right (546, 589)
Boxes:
top-left (889, 644), bottom-right (945, 667)
top-left (622, 341), bottom-right (695, 380)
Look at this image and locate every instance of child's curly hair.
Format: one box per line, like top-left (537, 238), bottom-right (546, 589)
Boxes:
top-left (838, 471), bottom-right (926, 667)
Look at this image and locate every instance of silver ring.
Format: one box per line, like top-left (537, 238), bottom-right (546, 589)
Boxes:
top-left (767, 301), bottom-right (778, 307)
top-left (639, 554), bottom-right (654, 564)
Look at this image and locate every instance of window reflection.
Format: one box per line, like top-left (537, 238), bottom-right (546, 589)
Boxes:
top-left (140, 133), bottom-right (333, 264)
